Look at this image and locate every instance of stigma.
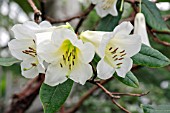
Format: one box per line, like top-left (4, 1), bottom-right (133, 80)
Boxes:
top-left (102, 0), bottom-right (115, 10)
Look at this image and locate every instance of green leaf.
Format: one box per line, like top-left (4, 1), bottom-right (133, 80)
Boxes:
top-left (0, 57), bottom-right (21, 66)
top-left (132, 44), bottom-right (170, 68)
top-left (114, 71), bottom-right (139, 88)
top-left (96, 0), bottom-right (122, 31)
top-left (142, 0), bottom-right (170, 32)
top-left (142, 104), bottom-right (170, 113)
top-left (40, 79), bottom-right (73, 113)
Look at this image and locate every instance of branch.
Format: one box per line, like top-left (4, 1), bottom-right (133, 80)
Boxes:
top-left (96, 83), bottom-right (130, 113)
top-left (111, 91), bottom-right (150, 97)
top-left (45, 4), bottom-right (95, 24)
top-left (65, 78), bottom-right (112, 113)
top-left (5, 74), bottom-right (45, 113)
top-left (27, 0), bottom-right (42, 23)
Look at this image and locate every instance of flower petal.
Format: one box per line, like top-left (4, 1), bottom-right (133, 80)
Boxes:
top-left (75, 40), bottom-right (95, 63)
top-left (39, 21), bottom-right (52, 28)
top-left (23, 21), bottom-right (39, 30)
top-left (97, 58), bottom-right (115, 79)
top-left (44, 64), bottom-right (68, 86)
top-left (51, 28), bottom-right (77, 48)
top-left (112, 34), bottom-right (141, 57)
top-left (98, 33), bottom-right (112, 57)
top-left (109, 0), bottom-right (118, 16)
top-left (134, 13), bottom-right (151, 47)
top-left (37, 41), bottom-right (58, 63)
top-left (11, 24), bottom-right (35, 40)
top-left (95, 3), bottom-right (109, 17)
top-left (70, 63), bottom-right (92, 85)
top-left (115, 57), bottom-right (132, 78)
top-left (113, 21), bottom-right (133, 36)
top-left (8, 39), bottom-right (35, 60)
top-left (21, 58), bottom-right (39, 78)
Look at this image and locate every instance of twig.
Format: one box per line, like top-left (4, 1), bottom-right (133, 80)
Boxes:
top-left (151, 29), bottom-right (170, 35)
top-left (65, 79), bottom-right (112, 113)
top-left (111, 91), bottom-right (150, 97)
top-left (95, 83), bottom-right (130, 113)
top-left (27, 0), bottom-right (42, 23)
top-left (5, 74), bottom-right (45, 113)
top-left (75, 4), bottom-right (95, 32)
top-left (45, 4), bottom-right (95, 25)
top-left (112, 99), bottom-right (131, 113)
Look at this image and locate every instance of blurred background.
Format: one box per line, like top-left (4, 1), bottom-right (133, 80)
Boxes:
top-left (0, 0), bottom-right (170, 113)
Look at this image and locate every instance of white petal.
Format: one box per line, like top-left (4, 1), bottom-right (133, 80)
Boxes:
top-left (95, 3), bottom-right (109, 17)
top-left (21, 58), bottom-right (39, 78)
top-left (39, 21), bottom-right (52, 28)
top-left (11, 24), bottom-right (35, 40)
top-left (44, 64), bottom-right (68, 86)
top-left (75, 40), bottom-right (95, 63)
top-left (134, 13), bottom-right (151, 47)
top-left (91, 0), bottom-right (101, 4)
top-left (70, 63), bottom-right (92, 85)
top-left (109, 0), bottom-right (118, 16)
top-left (23, 21), bottom-right (39, 30)
top-left (35, 31), bottom-right (52, 45)
top-left (97, 58), bottom-right (115, 79)
top-left (113, 21), bottom-right (133, 36)
top-left (8, 39), bottom-right (35, 60)
top-left (116, 57), bottom-right (133, 78)
top-left (98, 33), bottom-right (112, 57)
top-left (112, 34), bottom-right (142, 57)
top-left (80, 31), bottom-right (106, 52)
top-left (37, 41), bottom-right (58, 63)
top-left (51, 28), bottom-right (77, 48)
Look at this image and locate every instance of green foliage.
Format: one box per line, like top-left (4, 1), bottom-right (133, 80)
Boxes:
top-left (0, 57), bottom-right (20, 66)
top-left (142, 0), bottom-right (170, 32)
top-left (142, 105), bottom-right (170, 113)
top-left (132, 44), bottom-right (170, 67)
top-left (114, 71), bottom-right (139, 88)
top-left (40, 79), bottom-right (73, 113)
top-left (96, 0), bottom-right (122, 31)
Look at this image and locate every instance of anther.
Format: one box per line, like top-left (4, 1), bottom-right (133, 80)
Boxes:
top-left (118, 58), bottom-right (124, 60)
top-left (69, 64), bottom-right (71, 70)
top-left (31, 63), bottom-right (37, 66)
top-left (121, 53), bottom-right (126, 57)
top-left (112, 55), bottom-right (117, 59)
top-left (109, 47), bottom-right (112, 51)
top-left (111, 48), bottom-right (118, 54)
top-left (117, 63), bottom-right (123, 65)
top-left (72, 61), bottom-right (74, 65)
top-left (63, 55), bottom-right (65, 60)
top-left (120, 50), bottom-right (125, 53)
top-left (114, 58), bottom-right (118, 61)
top-left (60, 63), bottom-right (63, 68)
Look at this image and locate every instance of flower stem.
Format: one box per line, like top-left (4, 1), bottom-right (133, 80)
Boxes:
top-left (139, 0), bottom-right (142, 13)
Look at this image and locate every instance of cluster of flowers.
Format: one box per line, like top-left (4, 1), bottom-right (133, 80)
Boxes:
top-left (92, 0), bottom-right (150, 47)
top-left (8, 21), bottom-right (142, 86)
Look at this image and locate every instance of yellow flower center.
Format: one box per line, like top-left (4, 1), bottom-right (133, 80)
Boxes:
top-left (58, 39), bottom-right (79, 71)
top-left (104, 44), bottom-right (126, 69)
top-left (102, 0), bottom-right (115, 10)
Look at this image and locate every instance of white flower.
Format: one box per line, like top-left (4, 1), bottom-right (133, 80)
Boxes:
top-left (91, 0), bottom-right (118, 17)
top-left (37, 28), bottom-right (95, 86)
top-left (134, 13), bottom-right (151, 47)
top-left (80, 22), bottom-right (141, 79)
top-left (8, 21), bottom-right (55, 78)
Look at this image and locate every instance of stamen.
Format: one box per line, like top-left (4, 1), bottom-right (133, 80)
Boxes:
top-left (69, 64), bottom-right (71, 70)
top-left (120, 50), bottom-right (125, 53)
top-left (31, 63), bottom-right (37, 66)
top-left (63, 55), bottom-right (65, 60)
top-left (114, 58), bottom-right (118, 61)
top-left (72, 61), bottom-right (74, 65)
top-left (112, 55), bottom-right (117, 59)
top-left (109, 47), bottom-right (112, 51)
top-left (117, 63), bottom-right (123, 65)
top-left (121, 53), bottom-right (126, 57)
top-left (111, 48), bottom-right (118, 54)
top-left (60, 63), bottom-right (63, 68)
top-left (118, 58), bottom-right (124, 60)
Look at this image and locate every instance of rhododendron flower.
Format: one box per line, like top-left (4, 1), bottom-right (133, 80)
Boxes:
top-left (91, 0), bottom-right (118, 17)
top-left (80, 22), bottom-right (141, 79)
top-left (134, 13), bottom-right (151, 47)
top-left (8, 21), bottom-right (56, 78)
top-left (37, 28), bottom-right (95, 86)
